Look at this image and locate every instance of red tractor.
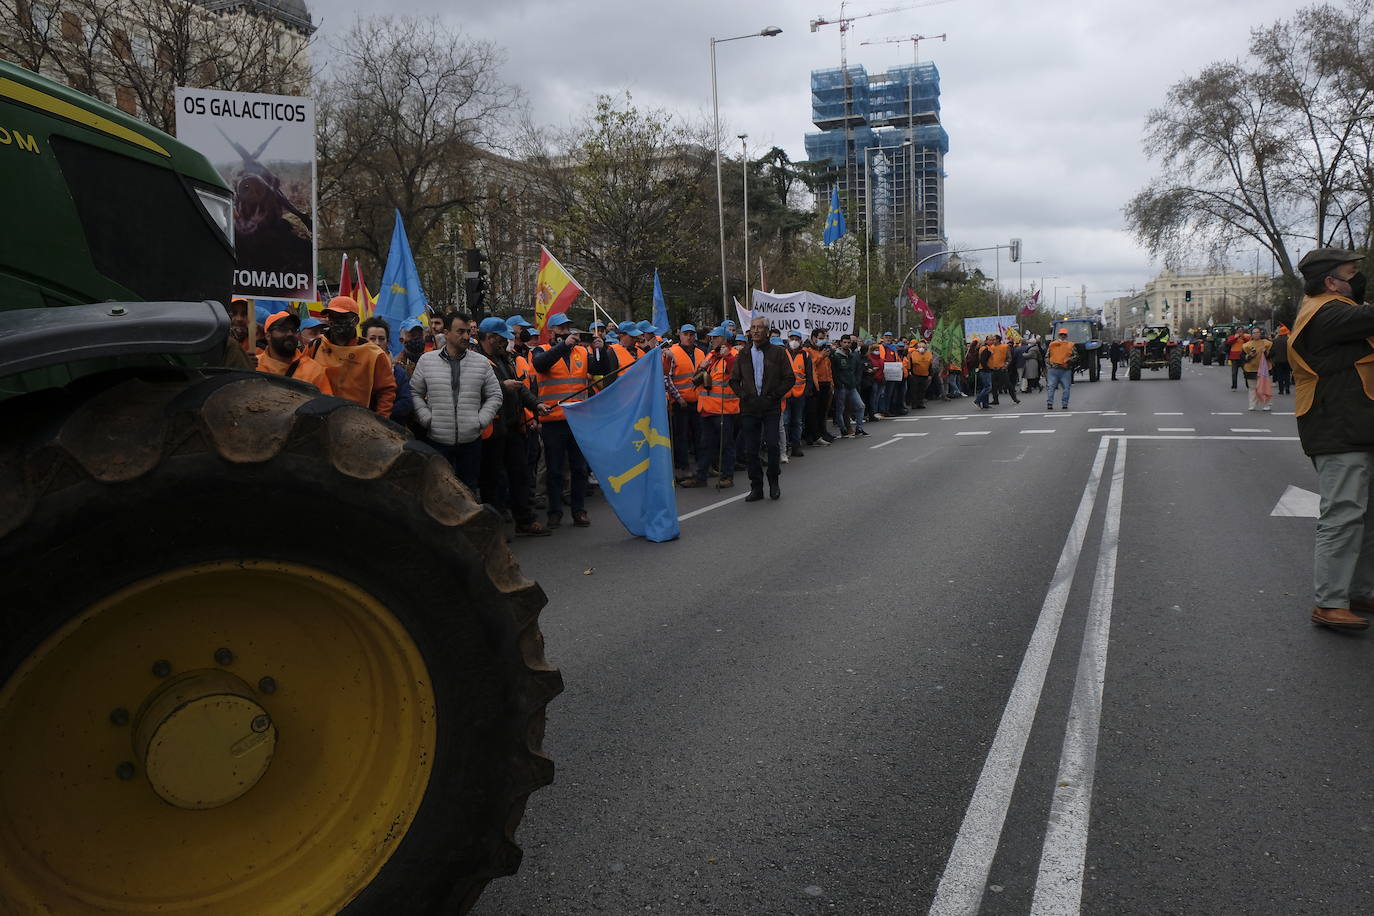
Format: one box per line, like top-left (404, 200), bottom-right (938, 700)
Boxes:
top-left (1127, 326), bottom-right (1184, 380)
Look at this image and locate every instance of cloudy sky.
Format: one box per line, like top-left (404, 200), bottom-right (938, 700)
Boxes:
top-left (308, 0), bottom-right (1306, 312)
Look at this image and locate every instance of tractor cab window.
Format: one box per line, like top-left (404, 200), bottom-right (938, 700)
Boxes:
top-left (1052, 322), bottom-right (1090, 343)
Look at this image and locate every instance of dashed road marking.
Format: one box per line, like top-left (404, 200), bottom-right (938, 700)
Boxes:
top-left (1157, 427), bottom-right (1195, 432)
top-left (1230, 428), bottom-right (1271, 433)
top-left (870, 438), bottom-right (903, 449)
top-left (956, 430), bottom-right (991, 436)
top-left (1021, 429), bottom-right (1055, 435)
top-left (1212, 411), bottom-right (1242, 416)
top-left (1154, 411), bottom-right (1183, 415)
top-left (1088, 427), bottom-right (1125, 432)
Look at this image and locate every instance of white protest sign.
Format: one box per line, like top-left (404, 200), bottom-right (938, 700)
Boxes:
top-left (750, 290), bottom-right (855, 336)
top-left (963, 315), bottom-right (1019, 340)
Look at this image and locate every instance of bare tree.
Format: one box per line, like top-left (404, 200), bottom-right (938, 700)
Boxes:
top-left (314, 15), bottom-right (517, 277)
top-left (1, 0), bottom-right (312, 131)
top-left (1125, 1), bottom-right (1374, 303)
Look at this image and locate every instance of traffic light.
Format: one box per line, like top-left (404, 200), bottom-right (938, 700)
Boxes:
top-left (1009, 238), bottom-right (1021, 263)
top-left (1185, 289), bottom-right (1192, 302)
top-left (464, 248), bottom-right (490, 314)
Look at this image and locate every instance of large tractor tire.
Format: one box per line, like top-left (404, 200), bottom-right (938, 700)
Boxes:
top-left (0, 370), bottom-right (562, 915)
top-left (1127, 349), bottom-right (1143, 381)
top-left (1088, 353), bottom-right (1100, 382)
top-left (1168, 350), bottom-right (1184, 380)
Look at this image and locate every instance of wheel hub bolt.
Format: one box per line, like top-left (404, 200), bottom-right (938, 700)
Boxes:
top-left (251, 715), bottom-right (271, 733)
top-left (115, 762), bottom-right (135, 781)
top-left (151, 660), bottom-right (171, 678)
top-left (214, 648), bottom-right (234, 666)
top-left (257, 676), bottom-right (277, 694)
top-left (109, 707), bottom-right (129, 726)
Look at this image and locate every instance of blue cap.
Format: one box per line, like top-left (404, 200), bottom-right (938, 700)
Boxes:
top-left (707, 326), bottom-right (726, 338)
top-left (478, 316), bottom-right (513, 339)
top-left (254, 304), bottom-right (271, 325)
top-left (506, 315), bottom-right (533, 328)
top-left (547, 312), bottom-right (573, 328)
top-left (787, 329), bottom-right (803, 339)
top-left (724, 319), bottom-right (738, 328)
top-left (300, 317), bottom-right (324, 330)
top-left (606, 332), bottom-right (620, 344)
top-left (882, 330), bottom-right (894, 337)
top-left (400, 317), bottom-right (423, 332)
top-left (589, 320), bottom-right (605, 329)
top-left (680, 323), bottom-right (697, 333)
top-left (769, 336), bottom-right (784, 346)
top-left (636, 320), bottom-right (655, 332)
top-left (617, 321), bottom-right (638, 334)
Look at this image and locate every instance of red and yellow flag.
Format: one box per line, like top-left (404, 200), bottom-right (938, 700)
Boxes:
top-left (535, 245), bottom-right (583, 339)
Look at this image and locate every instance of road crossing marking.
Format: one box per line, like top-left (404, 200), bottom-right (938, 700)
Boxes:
top-left (676, 492), bottom-right (749, 522)
top-left (1030, 440), bottom-right (1127, 914)
top-left (929, 439), bottom-right (1113, 916)
top-left (869, 438), bottom-right (903, 449)
top-left (1020, 429), bottom-right (1055, 434)
top-left (956, 430), bottom-right (990, 436)
top-left (1271, 484), bottom-right (1320, 517)
top-left (1157, 427), bottom-right (1194, 432)
top-left (894, 432), bottom-right (929, 437)
top-left (1230, 428), bottom-right (1271, 433)
top-left (1088, 427), bottom-right (1124, 432)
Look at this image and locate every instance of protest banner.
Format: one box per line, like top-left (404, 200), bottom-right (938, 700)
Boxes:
top-left (750, 290), bottom-right (856, 336)
top-left (963, 315), bottom-right (1020, 340)
top-left (175, 88), bottom-right (316, 301)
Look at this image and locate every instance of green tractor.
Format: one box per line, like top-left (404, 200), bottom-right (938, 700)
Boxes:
top-left (1048, 317), bottom-right (1105, 381)
top-left (0, 60), bottom-right (560, 914)
top-left (1126, 325), bottom-right (1184, 380)
top-left (1202, 322), bottom-right (1241, 366)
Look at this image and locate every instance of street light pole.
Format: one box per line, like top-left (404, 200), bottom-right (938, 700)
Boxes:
top-left (711, 26), bottom-right (783, 323)
top-left (739, 133), bottom-right (749, 312)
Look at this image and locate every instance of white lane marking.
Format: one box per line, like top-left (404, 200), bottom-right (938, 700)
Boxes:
top-left (956, 430), bottom-right (991, 436)
top-left (1271, 484), bottom-right (1320, 518)
top-left (1156, 427), bottom-right (1195, 432)
top-left (1087, 427), bottom-right (1124, 432)
top-left (896, 410), bottom-right (1108, 421)
top-left (676, 492), bottom-right (749, 521)
top-left (929, 438), bottom-right (1112, 916)
top-left (1030, 440), bottom-right (1127, 915)
top-left (1275, 411), bottom-right (1295, 415)
top-left (1021, 429), bottom-right (1056, 435)
top-left (1212, 411), bottom-right (1242, 416)
top-left (1113, 435), bottom-right (1297, 441)
top-left (1102, 411), bottom-right (1126, 416)
top-left (1153, 411), bottom-right (1183, 415)
top-left (870, 437), bottom-right (903, 449)
top-left (895, 432), bottom-right (930, 437)
top-left (1230, 428), bottom-right (1271, 433)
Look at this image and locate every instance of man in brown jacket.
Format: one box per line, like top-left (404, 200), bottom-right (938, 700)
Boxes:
top-left (729, 317), bottom-right (795, 502)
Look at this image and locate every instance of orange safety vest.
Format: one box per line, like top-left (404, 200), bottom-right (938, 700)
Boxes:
top-left (789, 349), bottom-right (808, 398)
top-left (987, 343), bottom-right (1010, 370)
top-left (611, 343), bottom-right (639, 368)
top-left (535, 346), bottom-right (589, 422)
top-left (669, 344), bottom-right (703, 403)
top-left (696, 353), bottom-right (740, 415)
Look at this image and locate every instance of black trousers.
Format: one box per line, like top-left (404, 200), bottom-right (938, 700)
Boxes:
top-left (670, 402), bottom-right (700, 475)
top-left (907, 375), bottom-right (927, 407)
top-left (738, 410), bottom-right (782, 488)
top-left (540, 419), bottom-right (587, 516)
top-left (480, 429), bottom-right (536, 525)
top-left (805, 381), bottom-right (833, 441)
top-left (992, 368), bottom-right (1017, 401)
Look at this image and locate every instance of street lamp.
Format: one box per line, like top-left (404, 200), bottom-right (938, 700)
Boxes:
top-left (712, 26), bottom-right (783, 321)
top-left (739, 133), bottom-right (749, 312)
top-left (1054, 285), bottom-right (1073, 311)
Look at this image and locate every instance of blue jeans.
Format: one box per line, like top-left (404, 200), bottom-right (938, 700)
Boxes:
top-left (784, 395), bottom-right (807, 448)
top-left (834, 386), bottom-right (865, 432)
top-left (540, 419), bottom-right (587, 516)
top-left (974, 369), bottom-right (993, 407)
top-left (1047, 367), bottom-right (1073, 407)
top-left (946, 374), bottom-right (964, 397)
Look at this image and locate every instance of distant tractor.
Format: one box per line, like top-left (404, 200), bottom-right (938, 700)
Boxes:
top-left (1127, 326), bottom-right (1184, 380)
top-left (1048, 317), bottom-right (1105, 382)
top-left (1202, 323), bottom-right (1242, 365)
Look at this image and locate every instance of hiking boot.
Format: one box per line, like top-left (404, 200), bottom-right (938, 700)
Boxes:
top-left (572, 510), bottom-right (590, 528)
top-left (546, 512), bottom-right (562, 529)
top-left (717, 477), bottom-right (734, 488)
top-left (515, 521), bottom-right (552, 537)
top-left (679, 478), bottom-right (705, 488)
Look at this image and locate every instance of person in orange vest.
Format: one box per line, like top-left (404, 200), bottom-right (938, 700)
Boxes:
top-left (783, 329), bottom-right (815, 457)
top-left (668, 323), bottom-right (704, 483)
top-left (1226, 328), bottom-right (1249, 389)
top-left (905, 338), bottom-right (934, 409)
top-left (611, 321), bottom-right (641, 367)
top-left (255, 310), bottom-right (333, 393)
top-left (531, 313), bottom-right (617, 528)
top-left (309, 295), bottom-right (397, 416)
top-left (804, 328), bottom-right (836, 446)
top-left (1044, 328), bottom-right (1077, 410)
top-left (476, 316), bottom-right (551, 537)
top-left (987, 333), bottom-right (1020, 405)
top-left (682, 326), bottom-right (739, 488)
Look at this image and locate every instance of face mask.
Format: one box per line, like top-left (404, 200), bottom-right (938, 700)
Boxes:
top-left (327, 319), bottom-right (355, 343)
top-left (917, 347), bottom-right (927, 353)
top-left (1347, 272), bottom-right (1367, 302)
top-left (518, 329), bottom-right (532, 342)
top-left (788, 339), bottom-right (801, 350)
top-left (555, 334), bottom-right (569, 345)
top-left (404, 339), bottom-right (425, 356)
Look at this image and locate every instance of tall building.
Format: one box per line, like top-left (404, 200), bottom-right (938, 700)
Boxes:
top-left (804, 62), bottom-right (949, 269)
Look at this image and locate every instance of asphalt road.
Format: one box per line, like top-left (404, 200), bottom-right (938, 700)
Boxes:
top-left (473, 357), bottom-right (1373, 916)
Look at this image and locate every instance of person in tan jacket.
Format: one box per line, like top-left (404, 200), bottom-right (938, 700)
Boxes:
top-left (309, 296), bottom-right (396, 416)
top-left (1241, 328), bottom-right (1273, 412)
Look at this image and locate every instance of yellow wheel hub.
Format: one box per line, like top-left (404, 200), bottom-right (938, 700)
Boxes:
top-left (0, 561), bottom-right (437, 915)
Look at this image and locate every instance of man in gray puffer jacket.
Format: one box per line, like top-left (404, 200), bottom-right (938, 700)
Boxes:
top-left (411, 311), bottom-right (503, 493)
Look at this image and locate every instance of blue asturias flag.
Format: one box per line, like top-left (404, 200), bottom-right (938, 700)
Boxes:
top-left (652, 268), bottom-right (670, 333)
top-left (822, 186), bottom-right (847, 247)
top-left (563, 346), bottom-right (680, 543)
top-left (375, 209), bottom-right (428, 354)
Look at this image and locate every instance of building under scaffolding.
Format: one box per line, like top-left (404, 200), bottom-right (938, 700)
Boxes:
top-left (804, 62), bottom-right (949, 269)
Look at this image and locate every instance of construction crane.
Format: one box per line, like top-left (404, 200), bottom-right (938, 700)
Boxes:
top-left (859, 31), bottom-right (947, 64)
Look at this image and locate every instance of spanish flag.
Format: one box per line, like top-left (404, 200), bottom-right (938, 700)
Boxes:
top-left (535, 246), bottom-right (583, 340)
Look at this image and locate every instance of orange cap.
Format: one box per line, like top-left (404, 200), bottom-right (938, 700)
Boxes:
top-left (324, 295), bottom-right (359, 315)
top-left (264, 311), bottom-right (299, 333)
